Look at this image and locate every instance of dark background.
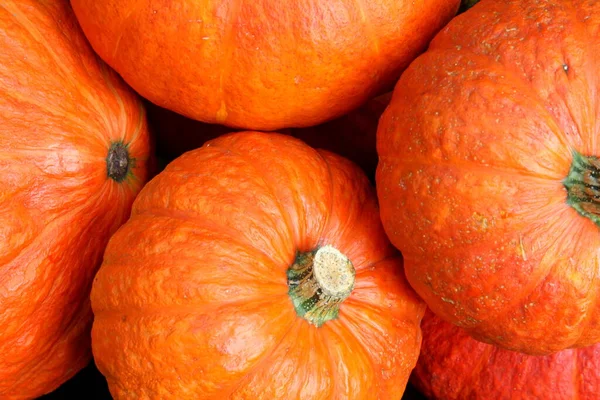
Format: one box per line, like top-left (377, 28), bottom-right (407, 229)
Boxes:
top-left (39, 361), bottom-right (427, 399)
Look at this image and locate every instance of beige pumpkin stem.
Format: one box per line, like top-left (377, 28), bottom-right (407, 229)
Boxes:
top-left (287, 245), bottom-right (355, 327)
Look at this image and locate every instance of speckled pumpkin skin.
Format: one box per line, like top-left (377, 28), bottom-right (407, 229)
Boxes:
top-left (91, 131), bottom-right (426, 399)
top-left (412, 309), bottom-right (600, 400)
top-left (377, 0), bottom-right (600, 355)
top-left (0, 1), bottom-right (152, 398)
top-left (70, 0), bottom-right (459, 130)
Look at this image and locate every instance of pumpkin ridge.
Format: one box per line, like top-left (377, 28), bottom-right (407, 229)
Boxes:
top-left (330, 305), bottom-right (392, 393)
top-left (313, 148), bottom-right (336, 251)
top-left (208, 138), bottom-right (299, 248)
top-left (224, 318), bottom-right (303, 397)
top-left (98, 63), bottom-right (128, 129)
top-left (353, 0), bottom-right (380, 54)
top-left (214, 0), bottom-right (243, 124)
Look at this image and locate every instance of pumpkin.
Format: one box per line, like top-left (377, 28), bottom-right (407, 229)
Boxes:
top-left (90, 131), bottom-right (426, 399)
top-left (148, 93), bottom-right (390, 181)
top-left (69, 0), bottom-right (460, 131)
top-left (412, 309), bottom-right (600, 400)
top-left (376, 0), bottom-right (600, 355)
top-left (0, 1), bottom-right (152, 398)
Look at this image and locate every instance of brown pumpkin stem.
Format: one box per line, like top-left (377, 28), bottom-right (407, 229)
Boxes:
top-left (287, 245), bottom-right (355, 327)
top-left (107, 141), bottom-right (132, 182)
top-left (564, 150), bottom-right (600, 226)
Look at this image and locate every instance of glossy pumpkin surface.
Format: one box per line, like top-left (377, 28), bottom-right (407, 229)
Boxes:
top-left (412, 309), bottom-right (600, 400)
top-left (0, 1), bottom-right (152, 398)
top-left (377, 0), bottom-right (600, 355)
top-left (70, 0), bottom-right (459, 130)
top-left (91, 131), bottom-right (425, 399)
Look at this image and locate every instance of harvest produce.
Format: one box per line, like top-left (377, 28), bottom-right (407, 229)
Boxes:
top-left (377, 0), bottom-right (600, 355)
top-left (0, 1), bottom-right (152, 398)
top-left (412, 309), bottom-right (600, 400)
top-left (70, 0), bottom-right (460, 130)
top-left (90, 131), bottom-right (426, 399)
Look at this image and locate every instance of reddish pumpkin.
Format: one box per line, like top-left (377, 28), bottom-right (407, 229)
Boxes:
top-left (70, 0), bottom-right (459, 130)
top-left (412, 309), bottom-right (600, 400)
top-left (376, 0), bottom-right (600, 355)
top-left (0, 1), bottom-right (151, 398)
top-left (148, 93), bottom-right (390, 179)
top-left (90, 131), bottom-right (425, 399)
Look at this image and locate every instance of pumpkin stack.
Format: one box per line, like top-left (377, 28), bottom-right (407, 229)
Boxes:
top-left (4, 0), bottom-right (600, 399)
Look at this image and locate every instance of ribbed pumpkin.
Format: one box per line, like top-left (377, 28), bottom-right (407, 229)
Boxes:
top-left (90, 131), bottom-right (426, 399)
top-left (70, 0), bottom-right (459, 130)
top-left (0, 1), bottom-right (151, 398)
top-left (376, 0), bottom-right (600, 355)
top-left (412, 309), bottom-right (600, 400)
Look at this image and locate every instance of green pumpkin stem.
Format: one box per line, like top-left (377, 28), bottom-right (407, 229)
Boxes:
top-left (287, 245), bottom-right (355, 327)
top-left (564, 150), bottom-right (600, 226)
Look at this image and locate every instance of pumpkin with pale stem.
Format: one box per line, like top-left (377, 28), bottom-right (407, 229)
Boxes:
top-left (70, 0), bottom-right (460, 130)
top-left (377, 0), bottom-right (600, 355)
top-left (412, 309), bottom-right (600, 400)
top-left (91, 131), bottom-right (425, 399)
top-left (0, 1), bottom-right (152, 398)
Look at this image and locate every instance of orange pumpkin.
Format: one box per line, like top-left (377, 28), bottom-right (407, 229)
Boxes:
top-left (90, 131), bottom-right (426, 399)
top-left (70, 0), bottom-right (459, 130)
top-left (0, 1), bottom-right (152, 398)
top-left (412, 309), bottom-right (600, 399)
top-left (376, 0), bottom-right (600, 355)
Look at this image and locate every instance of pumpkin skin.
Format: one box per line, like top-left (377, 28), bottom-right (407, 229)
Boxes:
top-left (412, 309), bottom-right (600, 400)
top-left (69, 0), bottom-right (459, 130)
top-left (148, 93), bottom-right (390, 180)
top-left (90, 131), bottom-right (426, 399)
top-left (376, 0), bottom-right (600, 355)
top-left (0, 1), bottom-right (151, 398)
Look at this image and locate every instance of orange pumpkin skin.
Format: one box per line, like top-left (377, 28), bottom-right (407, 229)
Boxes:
top-left (412, 310), bottom-right (600, 400)
top-left (69, 0), bottom-right (459, 130)
top-left (376, 0), bottom-right (600, 355)
top-left (91, 131), bottom-right (426, 399)
top-left (0, 1), bottom-right (151, 398)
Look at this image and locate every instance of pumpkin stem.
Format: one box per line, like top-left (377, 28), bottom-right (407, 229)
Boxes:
top-left (564, 149), bottom-right (600, 226)
top-left (287, 245), bottom-right (355, 327)
top-left (107, 141), bottom-right (132, 182)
